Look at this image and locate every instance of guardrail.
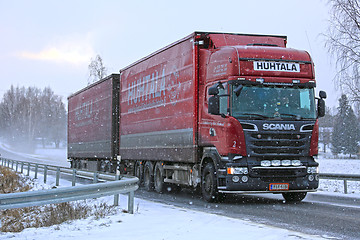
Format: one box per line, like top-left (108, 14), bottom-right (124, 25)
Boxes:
top-left (0, 158), bottom-right (139, 213)
top-left (319, 173), bottom-right (360, 194)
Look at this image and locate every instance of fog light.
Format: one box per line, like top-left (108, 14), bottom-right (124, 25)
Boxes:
top-left (241, 176), bottom-right (248, 182)
top-left (308, 175), bottom-right (314, 181)
top-left (232, 176), bottom-right (240, 183)
top-left (307, 166), bottom-right (319, 174)
top-left (315, 175), bottom-right (319, 181)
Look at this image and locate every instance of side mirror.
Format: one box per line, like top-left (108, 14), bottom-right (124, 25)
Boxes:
top-left (319, 90), bottom-right (327, 99)
top-left (318, 98), bottom-right (325, 118)
top-left (208, 95), bottom-right (220, 115)
top-left (233, 84), bottom-right (243, 97)
top-left (208, 85), bottom-right (219, 95)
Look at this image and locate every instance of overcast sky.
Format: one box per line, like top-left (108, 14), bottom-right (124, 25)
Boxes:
top-left (0, 0), bottom-right (339, 106)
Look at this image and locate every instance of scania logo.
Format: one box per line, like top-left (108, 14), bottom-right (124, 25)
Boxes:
top-left (263, 123), bottom-right (296, 131)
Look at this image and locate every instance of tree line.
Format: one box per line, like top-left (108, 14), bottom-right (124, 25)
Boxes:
top-left (320, 0), bottom-right (360, 158)
top-left (319, 94), bottom-right (360, 157)
top-left (0, 85), bottom-right (67, 152)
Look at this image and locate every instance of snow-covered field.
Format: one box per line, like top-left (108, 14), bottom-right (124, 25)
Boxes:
top-left (1, 145), bottom-right (359, 240)
top-left (317, 152), bottom-right (360, 194)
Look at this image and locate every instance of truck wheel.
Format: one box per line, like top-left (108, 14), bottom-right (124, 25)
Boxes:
top-left (134, 161), bottom-right (143, 185)
top-left (99, 160), bottom-right (106, 172)
top-left (202, 163), bottom-right (219, 202)
top-left (143, 161), bottom-right (154, 191)
top-left (154, 162), bottom-right (165, 193)
top-left (282, 192), bottom-right (307, 203)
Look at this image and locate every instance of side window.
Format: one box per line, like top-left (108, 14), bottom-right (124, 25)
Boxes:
top-left (218, 85), bottom-right (228, 115)
top-left (300, 89), bottom-right (311, 110)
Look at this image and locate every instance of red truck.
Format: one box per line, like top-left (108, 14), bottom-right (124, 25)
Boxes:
top-left (68, 32), bottom-right (326, 202)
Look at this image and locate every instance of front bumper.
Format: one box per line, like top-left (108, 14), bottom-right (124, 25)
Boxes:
top-left (217, 166), bottom-right (319, 193)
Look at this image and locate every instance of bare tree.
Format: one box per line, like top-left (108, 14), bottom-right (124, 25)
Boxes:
top-left (325, 0), bottom-right (360, 103)
top-left (0, 86), bottom-right (67, 151)
top-left (88, 54), bottom-right (107, 85)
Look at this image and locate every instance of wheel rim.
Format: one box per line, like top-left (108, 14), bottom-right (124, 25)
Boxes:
top-left (155, 168), bottom-right (160, 187)
top-left (144, 168), bottom-right (150, 185)
top-left (204, 173), bottom-right (212, 193)
top-left (135, 163), bottom-right (141, 178)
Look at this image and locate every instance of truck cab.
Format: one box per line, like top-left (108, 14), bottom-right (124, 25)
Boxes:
top-left (197, 33), bottom-right (326, 202)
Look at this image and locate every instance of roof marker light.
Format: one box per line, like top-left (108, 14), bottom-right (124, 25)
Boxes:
top-left (256, 78), bottom-right (264, 84)
top-left (292, 79), bottom-right (300, 84)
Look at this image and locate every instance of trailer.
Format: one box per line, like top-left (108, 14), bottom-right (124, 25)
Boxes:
top-left (68, 32), bottom-right (326, 202)
top-left (68, 74), bottom-right (120, 172)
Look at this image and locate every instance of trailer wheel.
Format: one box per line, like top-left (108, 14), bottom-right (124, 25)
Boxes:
top-left (154, 162), bottom-right (165, 193)
top-left (282, 192), bottom-right (307, 203)
top-left (201, 163), bottom-right (219, 202)
top-left (134, 161), bottom-right (143, 185)
top-left (99, 160), bottom-right (106, 172)
top-left (143, 161), bottom-right (154, 191)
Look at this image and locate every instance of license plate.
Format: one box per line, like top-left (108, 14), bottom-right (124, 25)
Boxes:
top-left (269, 183), bottom-right (289, 191)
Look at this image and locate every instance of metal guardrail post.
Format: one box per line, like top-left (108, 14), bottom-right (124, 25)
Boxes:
top-left (56, 167), bottom-right (60, 186)
top-left (128, 191), bottom-right (134, 214)
top-left (11, 160), bottom-right (14, 169)
top-left (344, 180), bottom-right (348, 194)
top-left (21, 162), bottom-right (24, 173)
top-left (114, 173), bottom-right (121, 206)
top-left (34, 164), bottom-right (39, 179)
top-left (72, 169), bottom-right (77, 186)
top-left (27, 162), bottom-right (30, 176)
top-left (44, 165), bottom-right (48, 184)
top-left (93, 172), bottom-right (98, 183)
top-left (15, 161), bottom-right (18, 172)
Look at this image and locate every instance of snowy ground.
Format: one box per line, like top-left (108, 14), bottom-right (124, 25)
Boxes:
top-left (1, 145), bottom-right (359, 239)
top-left (1, 180), bottom-right (326, 240)
top-left (317, 151), bottom-right (360, 195)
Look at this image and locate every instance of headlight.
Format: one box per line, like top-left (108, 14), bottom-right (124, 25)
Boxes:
top-left (227, 167), bottom-right (248, 175)
top-left (307, 166), bottom-right (319, 174)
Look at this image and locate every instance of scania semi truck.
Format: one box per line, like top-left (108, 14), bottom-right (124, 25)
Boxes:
top-left (68, 31), bottom-right (326, 202)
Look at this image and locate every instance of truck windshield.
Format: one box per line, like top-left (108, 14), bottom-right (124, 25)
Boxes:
top-left (231, 85), bottom-right (316, 120)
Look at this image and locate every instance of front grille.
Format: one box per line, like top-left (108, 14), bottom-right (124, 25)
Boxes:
top-left (251, 166), bottom-right (307, 178)
top-left (248, 133), bottom-right (308, 157)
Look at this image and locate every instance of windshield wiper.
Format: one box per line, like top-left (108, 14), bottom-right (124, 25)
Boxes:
top-left (279, 113), bottom-right (302, 119)
top-left (241, 113), bottom-right (269, 119)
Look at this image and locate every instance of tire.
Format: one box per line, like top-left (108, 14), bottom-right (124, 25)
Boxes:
top-left (282, 192), bottom-right (307, 203)
top-left (143, 161), bottom-right (154, 191)
top-left (99, 160), bottom-right (106, 172)
top-left (154, 162), bottom-right (165, 193)
top-left (201, 163), bottom-right (219, 202)
top-left (134, 161), bottom-right (143, 186)
top-left (105, 162), bottom-right (112, 173)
